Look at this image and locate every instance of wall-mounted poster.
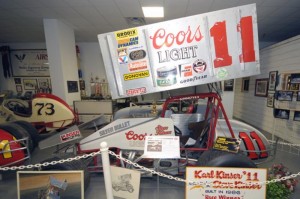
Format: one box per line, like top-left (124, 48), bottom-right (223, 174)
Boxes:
top-left (255, 78), bottom-right (268, 97)
top-left (224, 79), bottom-right (234, 91)
top-left (23, 79), bottom-right (37, 90)
top-left (67, 81), bottom-right (79, 93)
top-left (11, 49), bottom-right (49, 77)
top-left (268, 71), bottom-right (277, 91)
top-left (17, 170), bottom-right (84, 199)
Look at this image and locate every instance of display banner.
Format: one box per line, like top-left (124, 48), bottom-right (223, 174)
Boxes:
top-left (11, 49), bottom-right (49, 77)
top-left (98, 4), bottom-right (260, 99)
top-left (186, 167), bottom-right (267, 199)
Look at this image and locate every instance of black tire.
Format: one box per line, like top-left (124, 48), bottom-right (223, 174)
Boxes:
top-left (196, 149), bottom-right (257, 168)
top-left (0, 123), bottom-right (35, 153)
top-left (12, 121), bottom-right (39, 148)
top-left (40, 157), bottom-right (90, 190)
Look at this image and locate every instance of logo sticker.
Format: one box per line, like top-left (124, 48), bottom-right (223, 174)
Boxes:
top-left (124, 70), bottom-right (149, 81)
top-left (117, 48), bottom-right (128, 57)
top-left (60, 130), bottom-right (81, 142)
top-left (129, 50), bottom-right (146, 60)
top-left (128, 60), bottom-right (148, 72)
top-left (115, 28), bottom-right (138, 40)
top-left (126, 87), bottom-right (147, 96)
top-left (193, 59), bottom-right (206, 73)
top-left (217, 68), bottom-right (228, 78)
top-left (118, 56), bottom-right (128, 64)
top-left (15, 54), bottom-right (26, 62)
top-left (179, 64), bottom-right (193, 77)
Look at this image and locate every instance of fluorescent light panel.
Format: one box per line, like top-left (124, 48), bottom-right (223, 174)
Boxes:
top-left (142, 7), bottom-right (164, 18)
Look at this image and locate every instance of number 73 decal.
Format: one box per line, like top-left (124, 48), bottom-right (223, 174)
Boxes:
top-left (35, 103), bottom-right (55, 115)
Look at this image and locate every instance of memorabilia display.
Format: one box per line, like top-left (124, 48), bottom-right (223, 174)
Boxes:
top-left (67, 81), bottom-right (79, 93)
top-left (241, 77), bottom-right (250, 92)
top-left (23, 79), bottom-right (37, 90)
top-left (290, 73), bottom-right (300, 84)
top-left (224, 79), bottom-right (234, 91)
top-left (267, 93), bottom-right (275, 108)
top-left (274, 109), bottom-right (290, 119)
top-left (294, 111), bottom-right (300, 121)
top-left (276, 91), bottom-right (293, 101)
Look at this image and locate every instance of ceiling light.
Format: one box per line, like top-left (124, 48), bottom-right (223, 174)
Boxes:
top-left (142, 7), bottom-right (164, 18)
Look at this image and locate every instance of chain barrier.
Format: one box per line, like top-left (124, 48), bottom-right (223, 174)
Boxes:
top-left (268, 140), bottom-right (300, 147)
top-left (0, 151), bottom-right (101, 171)
top-left (1, 148), bottom-right (300, 187)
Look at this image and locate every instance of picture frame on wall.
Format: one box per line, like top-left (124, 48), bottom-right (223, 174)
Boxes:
top-left (276, 91), bottom-right (293, 101)
top-left (224, 79), bottom-right (234, 91)
top-left (38, 79), bottom-right (49, 89)
top-left (14, 78), bottom-right (22, 84)
top-left (294, 111), bottom-right (300, 121)
top-left (268, 71), bottom-right (277, 91)
top-left (267, 93), bottom-right (275, 108)
top-left (17, 170), bottom-right (84, 199)
top-left (241, 77), bottom-right (250, 92)
top-left (255, 78), bottom-right (268, 97)
top-left (290, 73), bottom-right (300, 84)
top-left (297, 91), bottom-right (300, 101)
top-left (16, 85), bottom-right (22, 93)
top-left (67, 81), bottom-right (79, 93)
top-left (23, 79), bottom-right (37, 90)
top-left (274, 109), bottom-right (290, 120)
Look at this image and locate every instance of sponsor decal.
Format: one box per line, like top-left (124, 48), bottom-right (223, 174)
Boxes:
top-left (126, 87), bottom-right (146, 96)
top-left (129, 50), bottom-right (146, 60)
top-left (117, 48), bottom-right (128, 57)
top-left (156, 66), bottom-right (177, 87)
top-left (179, 63), bottom-right (193, 77)
top-left (180, 75), bottom-right (207, 84)
top-left (118, 56), bottom-right (128, 64)
top-left (99, 121), bottom-right (130, 137)
top-left (60, 130), bottom-right (81, 142)
top-left (155, 125), bottom-right (172, 135)
top-left (15, 54), bottom-right (26, 62)
top-left (128, 60), bottom-right (147, 72)
top-left (217, 68), bottom-right (228, 78)
top-left (115, 28), bottom-right (138, 40)
top-left (124, 70), bottom-right (149, 81)
top-left (193, 59), bottom-right (206, 73)
top-left (118, 37), bottom-right (139, 48)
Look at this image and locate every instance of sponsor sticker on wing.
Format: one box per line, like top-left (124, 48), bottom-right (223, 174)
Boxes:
top-left (128, 60), bottom-right (148, 72)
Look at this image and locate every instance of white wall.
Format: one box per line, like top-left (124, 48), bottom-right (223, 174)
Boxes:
top-left (233, 35), bottom-right (300, 143)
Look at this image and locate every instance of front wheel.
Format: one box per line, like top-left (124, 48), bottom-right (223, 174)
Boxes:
top-left (196, 149), bottom-right (257, 168)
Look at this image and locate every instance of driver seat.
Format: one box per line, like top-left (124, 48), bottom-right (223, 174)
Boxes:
top-left (13, 103), bottom-right (32, 117)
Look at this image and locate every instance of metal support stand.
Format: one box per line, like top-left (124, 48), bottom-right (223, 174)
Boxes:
top-left (100, 142), bottom-right (113, 199)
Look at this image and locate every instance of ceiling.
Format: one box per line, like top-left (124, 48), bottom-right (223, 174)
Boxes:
top-left (1, 0), bottom-right (300, 46)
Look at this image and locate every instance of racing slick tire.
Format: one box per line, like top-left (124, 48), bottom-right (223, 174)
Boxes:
top-left (12, 121), bottom-right (39, 148)
top-left (0, 123), bottom-right (35, 153)
top-left (40, 157), bottom-right (91, 190)
top-left (196, 149), bottom-right (257, 168)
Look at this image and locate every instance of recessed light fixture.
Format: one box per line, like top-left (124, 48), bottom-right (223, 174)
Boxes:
top-left (142, 7), bottom-right (164, 18)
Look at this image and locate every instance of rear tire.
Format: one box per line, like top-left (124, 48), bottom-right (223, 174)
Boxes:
top-left (196, 149), bottom-right (257, 168)
top-left (12, 121), bottom-right (39, 148)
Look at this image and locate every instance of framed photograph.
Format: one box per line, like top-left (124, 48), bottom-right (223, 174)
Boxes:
top-left (23, 79), bottom-right (37, 90)
top-left (274, 109), bottom-right (290, 120)
top-left (276, 91), bottom-right (293, 101)
top-left (38, 79), bottom-right (49, 89)
top-left (67, 81), bottom-right (79, 93)
top-left (241, 77), bottom-right (250, 92)
top-left (224, 79), bottom-right (234, 91)
top-left (268, 71), bottom-right (277, 91)
top-left (17, 170), bottom-right (84, 199)
top-left (294, 111), bottom-right (300, 121)
top-left (255, 78), bottom-right (268, 97)
top-left (14, 77), bottom-right (22, 84)
top-left (297, 91), bottom-right (300, 101)
top-left (290, 73), bottom-right (300, 84)
top-left (267, 93), bottom-right (275, 108)
top-left (16, 85), bottom-right (23, 93)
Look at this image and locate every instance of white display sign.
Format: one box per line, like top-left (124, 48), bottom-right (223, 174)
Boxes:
top-left (143, 136), bottom-right (180, 159)
top-left (98, 4), bottom-right (260, 99)
top-left (186, 167), bottom-right (267, 199)
top-left (11, 49), bottom-right (49, 77)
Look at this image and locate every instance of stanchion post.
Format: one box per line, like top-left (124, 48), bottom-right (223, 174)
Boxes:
top-left (100, 142), bottom-right (114, 199)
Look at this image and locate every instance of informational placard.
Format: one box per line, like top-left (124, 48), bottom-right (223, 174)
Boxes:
top-left (143, 136), bottom-right (180, 159)
top-left (213, 136), bottom-right (241, 153)
top-left (98, 4), bottom-right (260, 99)
top-left (186, 167), bottom-right (267, 199)
top-left (11, 49), bottom-right (49, 77)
